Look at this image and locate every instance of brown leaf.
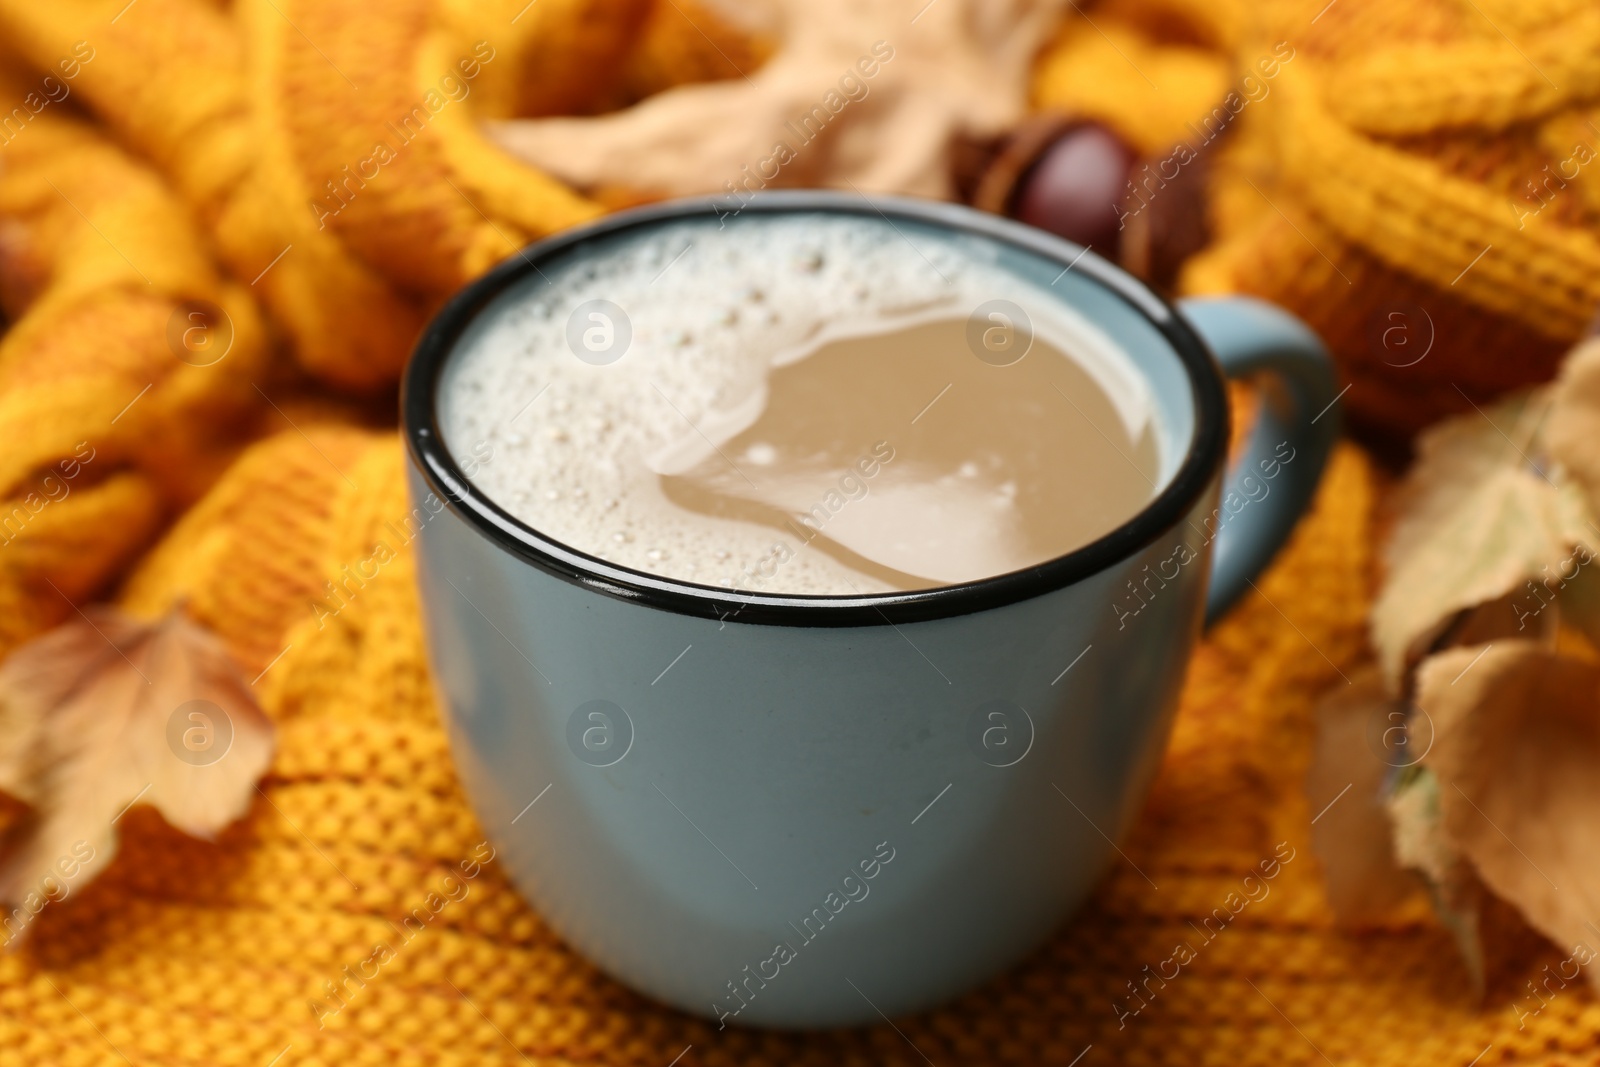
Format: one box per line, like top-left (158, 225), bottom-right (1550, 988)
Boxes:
top-left (1306, 668), bottom-right (1426, 928)
top-left (1371, 390), bottom-right (1595, 689)
top-left (1418, 642), bottom-right (1600, 992)
top-left (0, 608), bottom-right (273, 937)
top-left (1547, 336), bottom-right (1600, 512)
top-left (486, 0), bottom-right (1066, 201)
top-left (1542, 339), bottom-right (1600, 647)
top-left (1386, 765), bottom-right (1491, 996)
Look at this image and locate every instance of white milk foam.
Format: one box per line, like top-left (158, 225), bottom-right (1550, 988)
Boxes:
top-left (440, 214), bottom-right (1157, 595)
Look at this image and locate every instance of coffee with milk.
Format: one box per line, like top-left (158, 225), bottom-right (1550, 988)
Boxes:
top-left (440, 213), bottom-right (1161, 595)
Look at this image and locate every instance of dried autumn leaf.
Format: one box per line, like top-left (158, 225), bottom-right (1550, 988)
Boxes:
top-left (1418, 642), bottom-right (1600, 992)
top-left (1533, 334), bottom-right (1600, 648)
top-left (1306, 668), bottom-right (1425, 927)
top-left (1547, 336), bottom-right (1600, 510)
top-left (1371, 390), bottom-right (1595, 689)
top-left (1386, 765), bottom-right (1491, 996)
top-left (0, 608), bottom-right (273, 935)
top-left (487, 0), bottom-right (1066, 201)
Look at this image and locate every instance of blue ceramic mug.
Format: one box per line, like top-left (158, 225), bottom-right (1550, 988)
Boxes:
top-left (402, 193), bottom-right (1337, 1028)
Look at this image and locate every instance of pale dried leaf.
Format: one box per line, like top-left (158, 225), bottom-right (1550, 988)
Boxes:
top-left (1306, 668), bottom-right (1424, 927)
top-left (1531, 333), bottom-right (1600, 650)
top-left (486, 0), bottom-right (1066, 201)
top-left (1372, 390), bottom-right (1596, 689)
top-left (1547, 336), bottom-right (1600, 512)
top-left (1418, 642), bottom-right (1600, 992)
top-left (1444, 591), bottom-right (1560, 655)
top-left (0, 611), bottom-right (149, 802)
top-left (1386, 765), bottom-right (1489, 995)
top-left (0, 608), bottom-right (273, 933)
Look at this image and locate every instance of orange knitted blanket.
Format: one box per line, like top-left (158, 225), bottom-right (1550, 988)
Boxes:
top-left (2, 0), bottom-right (1598, 1063)
top-left (9, 431), bottom-right (1563, 1067)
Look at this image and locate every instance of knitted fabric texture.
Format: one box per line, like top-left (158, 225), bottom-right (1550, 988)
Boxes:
top-left (1030, 0), bottom-right (1600, 438)
top-left (0, 89), bottom-right (269, 659)
top-left (9, 433), bottom-right (1592, 1065)
top-left (0, 0), bottom-right (755, 660)
top-left (1169, 0), bottom-right (1600, 439)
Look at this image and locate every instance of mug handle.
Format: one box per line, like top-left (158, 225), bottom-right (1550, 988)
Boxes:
top-left (1176, 296), bottom-right (1341, 625)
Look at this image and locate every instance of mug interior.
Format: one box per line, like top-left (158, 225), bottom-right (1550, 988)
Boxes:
top-left (402, 192), bottom-right (1227, 626)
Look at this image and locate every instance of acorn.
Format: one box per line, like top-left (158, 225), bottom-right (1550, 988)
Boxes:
top-left (967, 113), bottom-right (1212, 293)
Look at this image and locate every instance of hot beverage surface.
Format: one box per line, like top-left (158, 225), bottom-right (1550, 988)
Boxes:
top-left (440, 214), bottom-right (1160, 595)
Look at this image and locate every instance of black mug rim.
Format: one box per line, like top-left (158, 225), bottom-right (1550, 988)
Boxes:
top-left (402, 191), bottom-right (1229, 627)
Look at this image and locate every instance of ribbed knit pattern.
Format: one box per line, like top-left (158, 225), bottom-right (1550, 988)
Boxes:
top-left (0, 93), bottom-right (268, 659)
top-left (0, 0), bottom-right (1595, 1061)
top-left (16, 432), bottom-right (1577, 1067)
top-left (1175, 0), bottom-right (1600, 437)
